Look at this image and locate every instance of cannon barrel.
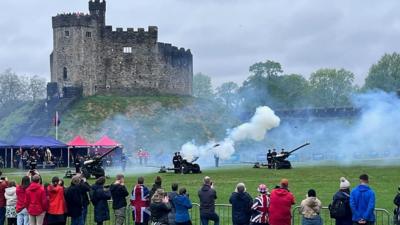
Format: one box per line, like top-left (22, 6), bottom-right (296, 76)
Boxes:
top-left (84, 146), bottom-right (119, 165)
top-left (288, 143), bottom-right (310, 154)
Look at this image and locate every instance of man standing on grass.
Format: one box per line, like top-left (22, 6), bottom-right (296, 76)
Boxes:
top-left (350, 174), bottom-right (375, 225)
top-left (198, 176), bottom-right (219, 225)
top-left (268, 179), bottom-right (295, 225)
top-left (131, 177), bottom-right (150, 225)
top-left (110, 174), bottom-right (129, 225)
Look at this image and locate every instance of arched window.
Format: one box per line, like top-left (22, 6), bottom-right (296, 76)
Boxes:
top-left (63, 67), bottom-right (68, 80)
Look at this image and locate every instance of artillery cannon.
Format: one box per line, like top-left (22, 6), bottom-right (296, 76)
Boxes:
top-left (159, 156), bottom-right (202, 174)
top-left (273, 143), bottom-right (310, 169)
top-left (81, 146), bottom-right (119, 178)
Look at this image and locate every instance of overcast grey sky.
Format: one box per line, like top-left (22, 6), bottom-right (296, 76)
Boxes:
top-left (1, 0), bottom-right (399, 87)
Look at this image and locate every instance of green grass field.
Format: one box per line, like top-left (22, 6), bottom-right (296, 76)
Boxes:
top-left (3, 165), bottom-right (399, 212)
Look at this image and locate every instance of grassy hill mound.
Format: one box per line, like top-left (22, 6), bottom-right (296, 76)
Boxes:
top-left (57, 95), bottom-right (237, 151)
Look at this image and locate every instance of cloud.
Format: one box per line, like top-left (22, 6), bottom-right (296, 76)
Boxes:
top-left (1, 0), bottom-right (400, 86)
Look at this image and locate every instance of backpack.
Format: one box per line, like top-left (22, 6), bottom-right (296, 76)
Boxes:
top-left (329, 193), bottom-right (349, 219)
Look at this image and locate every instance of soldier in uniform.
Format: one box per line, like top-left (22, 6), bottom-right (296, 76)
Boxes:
top-left (271, 149), bottom-right (277, 169)
top-left (74, 154), bottom-right (81, 174)
top-left (121, 152), bottom-right (127, 172)
top-left (172, 152), bottom-right (179, 173)
top-left (267, 149), bottom-right (273, 169)
top-left (177, 152), bottom-right (183, 173)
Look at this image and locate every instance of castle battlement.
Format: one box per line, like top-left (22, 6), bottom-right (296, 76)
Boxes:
top-left (158, 43), bottom-right (192, 58)
top-left (103, 26), bottom-right (158, 43)
top-left (52, 13), bottom-right (94, 28)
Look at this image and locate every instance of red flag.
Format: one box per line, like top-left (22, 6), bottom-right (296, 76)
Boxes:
top-left (53, 111), bottom-right (61, 126)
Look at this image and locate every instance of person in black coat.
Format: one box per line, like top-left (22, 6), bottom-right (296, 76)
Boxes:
top-left (150, 189), bottom-right (171, 225)
top-left (110, 174), bottom-right (129, 225)
top-left (229, 183), bottom-right (252, 225)
top-left (331, 177), bottom-right (352, 225)
top-left (65, 176), bottom-right (84, 225)
top-left (394, 186), bottom-right (400, 225)
top-left (79, 176), bottom-right (91, 225)
top-left (198, 176), bottom-right (219, 225)
top-left (91, 177), bottom-right (111, 225)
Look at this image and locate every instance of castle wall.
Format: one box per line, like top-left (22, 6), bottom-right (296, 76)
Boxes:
top-left (94, 27), bottom-right (192, 96)
top-left (50, 1), bottom-right (193, 97)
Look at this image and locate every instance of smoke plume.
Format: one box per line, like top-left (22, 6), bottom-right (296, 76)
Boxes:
top-left (181, 106), bottom-right (280, 160)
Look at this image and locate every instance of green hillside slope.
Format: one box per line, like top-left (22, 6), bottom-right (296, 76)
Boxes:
top-left (57, 95), bottom-right (237, 151)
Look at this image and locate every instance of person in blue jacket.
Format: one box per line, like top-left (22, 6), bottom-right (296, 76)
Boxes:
top-left (350, 174), bottom-right (375, 225)
top-left (173, 188), bottom-right (193, 225)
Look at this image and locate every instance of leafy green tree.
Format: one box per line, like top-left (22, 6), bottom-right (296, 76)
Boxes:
top-left (309, 68), bottom-right (355, 107)
top-left (193, 73), bottom-right (213, 99)
top-left (0, 69), bottom-right (25, 105)
top-left (249, 60), bottom-right (283, 77)
top-left (215, 82), bottom-right (239, 109)
top-left (273, 74), bottom-right (310, 108)
top-left (364, 52), bottom-right (400, 92)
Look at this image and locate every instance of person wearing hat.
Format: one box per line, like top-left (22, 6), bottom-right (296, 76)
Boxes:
top-left (330, 177), bottom-right (352, 225)
top-left (394, 186), bottom-right (400, 225)
top-left (249, 184), bottom-right (269, 225)
top-left (350, 174), bottom-right (375, 225)
top-left (229, 183), bottom-right (252, 225)
top-left (269, 179), bottom-right (295, 225)
top-left (299, 189), bottom-right (322, 225)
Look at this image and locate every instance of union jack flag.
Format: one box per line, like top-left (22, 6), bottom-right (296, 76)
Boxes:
top-left (250, 194), bottom-right (270, 224)
top-left (130, 184), bottom-right (150, 223)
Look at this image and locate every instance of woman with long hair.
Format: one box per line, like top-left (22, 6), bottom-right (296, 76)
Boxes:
top-left (16, 176), bottom-right (30, 225)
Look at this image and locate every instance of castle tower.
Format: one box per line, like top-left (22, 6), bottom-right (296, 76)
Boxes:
top-left (50, 1), bottom-right (106, 96)
top-left (89, 0), bottom-right (106, 27)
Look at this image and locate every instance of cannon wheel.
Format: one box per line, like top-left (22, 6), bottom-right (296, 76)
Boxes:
top-left (93, 167), bottom-right (105, 179)
top-left (82, 168), bottom-right (91, 179)
top-left (182, 164), bottom-right (191, 174)
top-left (191, 164), bottom-right (201, 174)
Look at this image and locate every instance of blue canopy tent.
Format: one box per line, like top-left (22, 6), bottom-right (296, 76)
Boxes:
top-left (14, 136), bottom-right (67, 148)
top-left (0, 141), bottom-right (10, 168)
top-left (10, 136), bottom-right (68, 168)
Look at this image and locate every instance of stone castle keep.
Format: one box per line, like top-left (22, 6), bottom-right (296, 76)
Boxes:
top-left (49, 0), bottom-right (193, 97)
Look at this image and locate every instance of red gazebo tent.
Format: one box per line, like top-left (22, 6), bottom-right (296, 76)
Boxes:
top-left (67, 136), bottom-right (93, 168)
top-left (93, 135), bottom-right (119, 147)
top-left (67, 136), bottom-right (91, 147)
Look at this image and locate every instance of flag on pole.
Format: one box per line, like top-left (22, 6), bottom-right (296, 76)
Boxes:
top-left (53, 111), bottom-right (61, 126)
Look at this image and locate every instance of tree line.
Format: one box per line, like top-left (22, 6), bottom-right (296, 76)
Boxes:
top-left (0, 69), bottom-right (47, 106)
top-left (193, 52), bottom-right (400, 111)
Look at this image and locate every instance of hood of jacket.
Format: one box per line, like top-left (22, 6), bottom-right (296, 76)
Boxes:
top-left (91, 184), bottom-right (103, 191)
top-left (231, 191), bottom-right (249, 201)
top-left (303, 197), bottom-right (319, 208)
top-left (356, 184), bottom-right (371, 192)
top-left (201, 184), bottom-right (211, 192)
top-left (274, 188), bottom-right (290, 196)
top-left (27, 182), bottom-right (41, 192)
top-left (5, 187), bottom-right (16, 196)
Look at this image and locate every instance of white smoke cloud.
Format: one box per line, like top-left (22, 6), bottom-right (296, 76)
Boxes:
top-left (181, 106), bottom-right (280, 160)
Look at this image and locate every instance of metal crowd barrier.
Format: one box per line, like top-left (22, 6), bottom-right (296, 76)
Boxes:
top-left (66, 201), bottom-right (392, 225)
top-left (292, 206), bottom-right (392, 225)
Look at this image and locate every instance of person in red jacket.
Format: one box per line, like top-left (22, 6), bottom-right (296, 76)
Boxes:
top-left (47, 177), bottom-right (66, 225)
top-left (16, 176), bottom-right (30, 225)
top-left (0, 173), bottom-right (9, 225)
top-left (25, 175), bottom-right (47, 225)
top-left (268, 179), bottom-right (295, 225)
